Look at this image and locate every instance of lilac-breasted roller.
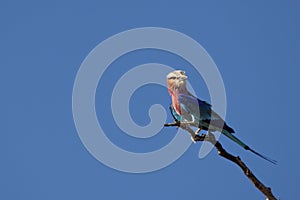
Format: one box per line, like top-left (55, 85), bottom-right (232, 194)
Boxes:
top-left (166, 70), bottom-right (276, 164)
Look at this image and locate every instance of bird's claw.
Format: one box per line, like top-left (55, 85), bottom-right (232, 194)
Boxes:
top-left (190, 136), bottom-right (197, 143)
top-left (195, 128), bottom-right (202, 135)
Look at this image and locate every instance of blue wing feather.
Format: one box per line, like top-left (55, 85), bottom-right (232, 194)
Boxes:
top-left (178, 94), bottom-right (216, 121)
top-left (169, 94), bottom-right (277, 164)
top-left (177, 94), bottom-right (234, 133)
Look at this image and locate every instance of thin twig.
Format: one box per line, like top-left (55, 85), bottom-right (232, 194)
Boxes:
top-left (164, 122), bottom-right (277, 200)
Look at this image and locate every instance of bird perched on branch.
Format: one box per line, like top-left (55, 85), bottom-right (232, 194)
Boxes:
top-left (166, 70), bottom-right (277, 164)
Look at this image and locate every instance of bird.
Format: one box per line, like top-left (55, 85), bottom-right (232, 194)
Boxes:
top-left (166, 70), bottom-right (277, 164)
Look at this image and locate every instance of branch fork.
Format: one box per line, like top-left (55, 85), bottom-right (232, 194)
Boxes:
top-left (164, 121), bottom-right (277, 200)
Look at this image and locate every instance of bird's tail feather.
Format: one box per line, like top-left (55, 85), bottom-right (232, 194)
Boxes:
top-left (245, 147), bottom-right (278, 165)
top-left (222, 130), bottom-right (277, 165)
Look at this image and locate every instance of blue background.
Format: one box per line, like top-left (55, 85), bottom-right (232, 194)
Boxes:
top-left (2, 1), bottom-right (299, 199)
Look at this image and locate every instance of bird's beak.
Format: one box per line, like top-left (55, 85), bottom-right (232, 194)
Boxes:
top-left (179, 75), bottom-right (188, 81)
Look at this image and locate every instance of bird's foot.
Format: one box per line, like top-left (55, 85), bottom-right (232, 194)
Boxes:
top-left (195, 128), bottom-right (202, 135)
top-left (182, 121), bottom-right (195, 126)
top-left (190, 136), bottom-right (197, 143)
top-left (190, 128), bottom-right (203, 142)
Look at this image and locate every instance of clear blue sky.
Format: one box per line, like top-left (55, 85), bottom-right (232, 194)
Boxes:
top-left (2, 1), bottom-right (300, 199)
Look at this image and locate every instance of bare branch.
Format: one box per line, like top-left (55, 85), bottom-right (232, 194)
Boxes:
top-left (164, 122), bottom-right (277, 200)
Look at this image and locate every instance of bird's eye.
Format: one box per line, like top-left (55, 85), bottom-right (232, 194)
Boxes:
top-left (180, 71), bottom-right (185, 75)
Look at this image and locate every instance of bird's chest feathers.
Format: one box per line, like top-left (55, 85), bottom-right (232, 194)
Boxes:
top-left (172, 95), bottom-right (182, 115)
top-left (169, 89), bottom-right (183, 115)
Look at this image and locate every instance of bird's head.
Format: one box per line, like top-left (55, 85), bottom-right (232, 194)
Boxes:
top-left (166, 70), bottom-right (188, 92)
